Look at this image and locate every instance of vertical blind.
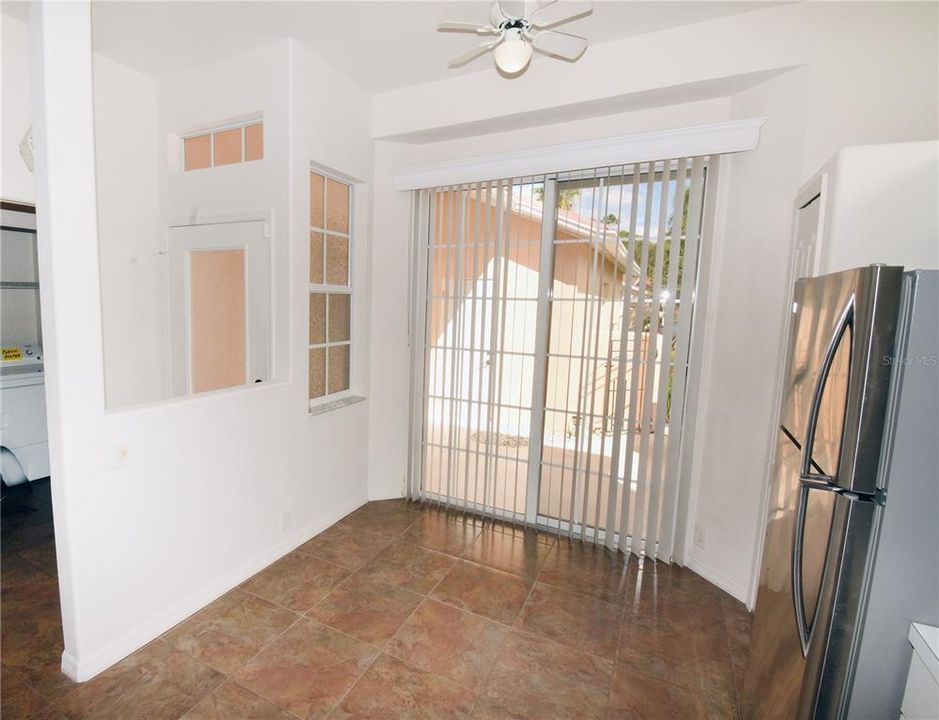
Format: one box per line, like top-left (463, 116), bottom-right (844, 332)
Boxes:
top-left (408, 157), bottom-right (708, 562)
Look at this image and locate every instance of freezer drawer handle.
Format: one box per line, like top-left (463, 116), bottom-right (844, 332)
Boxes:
top-left (792, 484), bottom-right (813, 656)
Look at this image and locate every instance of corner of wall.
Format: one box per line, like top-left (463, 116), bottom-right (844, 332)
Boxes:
top-left (64, 493), bottom-right (366, 682)
top-left (685, 551), bottom-right (750, 603)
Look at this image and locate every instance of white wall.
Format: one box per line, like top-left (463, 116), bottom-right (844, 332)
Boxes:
top-left (1, 15), bottom-right (34, 203)
top-left (684, 68), bottom-right (810, 598)
top-left (93, 55), bottom-right (165, 407)
top-left (367, 1), bottom-right (939, 602)
top-left (157, 41), bottom-right (293, 388)
top-left (32, 4), bottom-right (375, 681)
top-left (290, 41), bottom-right (373, 405)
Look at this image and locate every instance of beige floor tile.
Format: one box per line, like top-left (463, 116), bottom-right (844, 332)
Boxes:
top-left (310, 572), bottom-right (422, 646)
top-left (297, 522), bottom-right (393, 570)
top-left (461, 527), bottom-right (554, 579)
top-left (537, 540), bottom-right (633, 603)
top-left (52, 640), bottom-right (223, 720)
top-left (339, 503), bottom-right (417, 536)
top-left (399, 510), bottom-right (482, 557)
top-left (431, 560), bottom-right (532, 624)
top-left (235, 617), bottom-right (378, 719)
top-left (181, 681), bottom-right (295, 719)
top-left (331, 654), bottom-right (475, 720)
top-left (473, 630), bottom-right (613, 720)
top-left (607, 665), bottom-right (734, 719)
top-left (515, 582), bottom-right (623, 660)
top-left (385, 599), bottom-right (508, 688)
top-left (356, 542), bottom-right (456, 594)
top-left (0, 663), bottom-right (63, 719)
top-left (241, 551), bottom-right (349, 613)
top-left (163, 588), bottom-right (298, 674)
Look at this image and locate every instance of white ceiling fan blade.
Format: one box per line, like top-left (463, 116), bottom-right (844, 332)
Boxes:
top-left (448, 39), bottom-right (502, 68)
top-left (438, 21), bottom-right (498, 34)
top-left (531, 29), bottom-right (587, 60)
top-left (529, 0), bottom-right (593, 29)
top-left (490, 1), bottom-right (508, 26)
top-left (494, 1), bottom-right (525, 22)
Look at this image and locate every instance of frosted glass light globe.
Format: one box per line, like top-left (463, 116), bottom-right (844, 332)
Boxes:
top-left (494, 30), bottom-right (532, 74)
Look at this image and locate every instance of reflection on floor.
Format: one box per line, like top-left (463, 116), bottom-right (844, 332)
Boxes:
top-left (1, 494), bottom-right (752, 719)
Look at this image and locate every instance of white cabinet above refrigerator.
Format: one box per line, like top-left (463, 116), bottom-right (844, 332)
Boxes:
top-left (794, 141), bottom-right (938, 277)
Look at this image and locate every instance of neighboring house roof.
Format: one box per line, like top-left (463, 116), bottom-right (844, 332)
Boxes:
top-left (505, 195), bottom-right (640, 277)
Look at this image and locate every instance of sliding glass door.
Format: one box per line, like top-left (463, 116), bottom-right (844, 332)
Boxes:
top-left (417, 179), bottom-right (545, 519)
top-left (409, 158), bottom-right (709, 561)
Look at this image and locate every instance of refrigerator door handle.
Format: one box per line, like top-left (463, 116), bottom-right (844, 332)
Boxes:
top-left (793, 299), bottom-right (852, 658)
top-left (800, 298), bottom-right (854, 484)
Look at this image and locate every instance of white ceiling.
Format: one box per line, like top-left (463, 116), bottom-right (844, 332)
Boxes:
top-left (5, 1), bottom-right (780, 92)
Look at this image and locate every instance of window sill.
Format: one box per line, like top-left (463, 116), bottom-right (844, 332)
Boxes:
top-left (308, 395), bottom-right (366, 416)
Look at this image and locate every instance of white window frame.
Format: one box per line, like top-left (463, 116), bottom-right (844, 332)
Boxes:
top-left (308, 167), bottom-right (354, 411)
top-left (179, 115), bottom-right (264, 171)
top-left (165, 217), bottom-right (272, 397)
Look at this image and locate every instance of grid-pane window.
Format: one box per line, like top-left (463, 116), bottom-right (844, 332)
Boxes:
top-left (183, 121), bottom-right (264, 171)
top-left (309, 170), bottom-right (352, 404)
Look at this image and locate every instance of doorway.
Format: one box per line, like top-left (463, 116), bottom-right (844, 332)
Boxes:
top-left (409, 158), bottom-right (709, 561)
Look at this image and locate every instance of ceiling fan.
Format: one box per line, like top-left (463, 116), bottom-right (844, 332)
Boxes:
top-left (438, 1), bottom-right (592, 75)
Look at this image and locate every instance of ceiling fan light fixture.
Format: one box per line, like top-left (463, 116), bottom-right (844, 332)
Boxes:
top-left (494, 29), bottom-right (532, 74)
top-left (439, 1), bottom-right (590, 75)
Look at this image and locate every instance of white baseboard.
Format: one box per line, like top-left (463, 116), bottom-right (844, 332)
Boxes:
top-left (367, 487), bottom-right (405, 502)
top-left (60, 495), bottom-right (367, 682)
top-left (60, 651), bottom-right (79, 680)
top-left (685, 552), bottom-right (749, 604)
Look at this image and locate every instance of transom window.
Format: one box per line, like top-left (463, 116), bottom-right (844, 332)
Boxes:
top-left (309, 169), bottom-right (352, 406)
top-left (183, 120), bottom-right (263, 171)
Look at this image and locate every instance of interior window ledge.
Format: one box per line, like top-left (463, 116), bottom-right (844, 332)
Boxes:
top-left (308, 395), bottom-right (366, 416)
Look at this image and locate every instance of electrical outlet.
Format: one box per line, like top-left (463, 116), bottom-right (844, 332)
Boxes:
top-left (280, 510), bottom-right (291, 533)
top-left (693, 524), bottom-right (706, 549)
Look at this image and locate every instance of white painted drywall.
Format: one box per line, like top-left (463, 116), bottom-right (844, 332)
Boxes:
top-left (818, 142), bottom-right (939, 274)
top-left (1, 15), bottom-right (34, 203)
top-left (683, 67), bottom-right (810, 599)
top-left (93, 55), bottom-right (166, 408)
top-left (157, 41), bottom-right (293, 390)
top-left (366, 1), bottom-right (938, 603)
top-left (32, 1), bottom-right (375, 680)
top-left (29, 0), bottom-right (108, 678)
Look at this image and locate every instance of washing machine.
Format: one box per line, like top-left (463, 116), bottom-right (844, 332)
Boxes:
top-left (0, 344), bottom-right (50, 485)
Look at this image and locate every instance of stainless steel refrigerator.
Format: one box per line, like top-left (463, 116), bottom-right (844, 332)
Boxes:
top-left (743, 266), bottom-right (939, 719)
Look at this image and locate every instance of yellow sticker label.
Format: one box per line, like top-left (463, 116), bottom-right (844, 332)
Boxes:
top-left (1, 347), bottom-right (24, 361)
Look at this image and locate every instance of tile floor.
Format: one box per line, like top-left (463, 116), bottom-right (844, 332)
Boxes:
top-left (1, 485), bottom-right (752, 719)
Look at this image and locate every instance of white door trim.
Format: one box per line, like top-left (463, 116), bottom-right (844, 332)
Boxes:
top-left (391, 118), bottom-right (766, 191)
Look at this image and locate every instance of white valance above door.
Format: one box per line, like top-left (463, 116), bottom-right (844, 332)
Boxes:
top-left (391, 117), bottom-right (764, 191)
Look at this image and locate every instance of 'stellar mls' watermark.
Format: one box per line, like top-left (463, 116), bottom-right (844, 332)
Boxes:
top-left (882, 354), bottom-right (939, 367)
